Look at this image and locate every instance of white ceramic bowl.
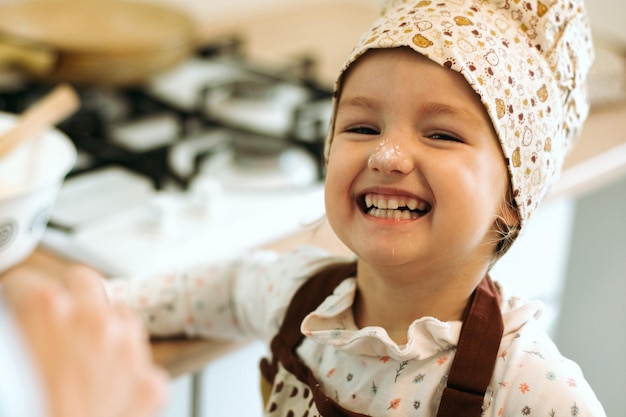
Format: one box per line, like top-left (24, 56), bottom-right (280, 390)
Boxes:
top-left (0, 111), bottom-right (76, 272)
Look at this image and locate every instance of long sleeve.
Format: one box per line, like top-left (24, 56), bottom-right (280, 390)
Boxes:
top-left (490, 311), bottom-right (607, 417)
top-left (105, 246), bottom-right (341, 342)
top-left (0, 295), bottom-right (47, 417)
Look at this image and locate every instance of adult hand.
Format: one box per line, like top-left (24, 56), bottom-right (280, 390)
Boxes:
top-left (1, 264), bottom-right (169, 417)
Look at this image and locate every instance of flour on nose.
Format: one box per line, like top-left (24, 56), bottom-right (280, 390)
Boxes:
top-left (368, 139), bottom-right (404, 171)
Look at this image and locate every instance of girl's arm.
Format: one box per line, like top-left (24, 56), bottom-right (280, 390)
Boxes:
top-left (105, 246), bottom-right (338, 341)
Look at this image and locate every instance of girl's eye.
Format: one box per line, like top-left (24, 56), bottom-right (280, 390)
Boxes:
top-left (346, 126), bottom-right (379, 135)
top-left (429, 132), bottom-right (463, 143)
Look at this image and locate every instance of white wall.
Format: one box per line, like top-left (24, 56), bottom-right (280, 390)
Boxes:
top-left (491, 199), bottom-right (576, 336)
top-left (555, 4), bottom-right (626, 415)
top-left (555, 177), bottom-right (626, 417)
top-left (585, 1), bottom-right (626, 44)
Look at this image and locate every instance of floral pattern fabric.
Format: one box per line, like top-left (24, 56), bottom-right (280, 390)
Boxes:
top-left (106, 246), bottom-right (606, 416)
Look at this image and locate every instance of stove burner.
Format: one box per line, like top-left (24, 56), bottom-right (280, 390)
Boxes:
top-left (0, 35), bottom-right (332, 191)
top-left (199, 144), bottom-right (318, 191)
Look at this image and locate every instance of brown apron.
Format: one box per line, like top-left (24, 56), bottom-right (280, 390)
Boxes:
top-left (260, 262), bottom-right (504, 416)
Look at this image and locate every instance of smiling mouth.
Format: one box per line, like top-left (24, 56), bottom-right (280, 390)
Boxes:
top-left (361, 193), bottom-right (431, 220)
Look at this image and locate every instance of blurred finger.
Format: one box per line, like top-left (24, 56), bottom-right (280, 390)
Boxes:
top-left (111, 368), bottom-right (169, 417)
top-left (1, 267), bottom-right (67, 309)
top-left (58, 265), bottom-right (108, 306)
top-left (130, 367), bottom-right (170, 417)
top-left (112, 302), bottom-right (150, 344)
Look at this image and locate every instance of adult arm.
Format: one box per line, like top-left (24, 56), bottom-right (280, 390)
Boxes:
top-left (0, 265), bottom-right (169, 417)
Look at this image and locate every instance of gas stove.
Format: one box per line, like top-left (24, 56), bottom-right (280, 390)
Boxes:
top-left (42, 166), bottom-right (325, 276)
top-left (0, 36), bottom-right (332, 276)
top-left (0, 37), bottom-right (332, 188)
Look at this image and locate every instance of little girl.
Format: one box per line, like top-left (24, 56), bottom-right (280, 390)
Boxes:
top-left (108, 0), bottom-right (606, 415)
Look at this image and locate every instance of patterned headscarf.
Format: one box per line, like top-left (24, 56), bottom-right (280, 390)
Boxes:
top-left (325, 0), bottom-right (595, 228)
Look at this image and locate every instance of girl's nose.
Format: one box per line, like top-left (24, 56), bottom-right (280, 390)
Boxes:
top-left (367, 138), bottom-right (414, 174)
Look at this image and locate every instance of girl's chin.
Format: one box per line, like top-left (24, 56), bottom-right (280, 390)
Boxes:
top-left (353, 245), bottom-right (424, 268)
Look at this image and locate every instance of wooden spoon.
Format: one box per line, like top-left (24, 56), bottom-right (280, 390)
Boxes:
top-left (0, 83), bottom-right (80, 158)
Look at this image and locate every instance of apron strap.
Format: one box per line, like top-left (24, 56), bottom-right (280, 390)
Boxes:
top-left (260, 261), bottom-right (363, 417)
top-left (436, 277), bottom-right (504, 417)
top-left (261, 262), bottom-right (504, 417)
top-left (260, 261), bottom-right (357, 382)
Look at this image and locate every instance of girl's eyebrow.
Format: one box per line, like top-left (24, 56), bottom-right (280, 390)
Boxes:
top-left (338, 95), bottom-right (484, 125)
top-left (336, 95), bottom-right (381, 112)
top-left (419, 101), bottom-right (484, 124)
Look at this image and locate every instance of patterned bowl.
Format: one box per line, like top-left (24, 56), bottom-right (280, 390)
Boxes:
top-left (0, 111), bottom-right (76, 272)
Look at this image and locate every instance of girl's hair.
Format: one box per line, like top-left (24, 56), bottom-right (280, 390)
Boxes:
top-left (489, 186), bottom-right (520, 268)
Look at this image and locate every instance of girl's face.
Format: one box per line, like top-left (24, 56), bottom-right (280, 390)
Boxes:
top-left (325, 48), bottom-right (516, 276)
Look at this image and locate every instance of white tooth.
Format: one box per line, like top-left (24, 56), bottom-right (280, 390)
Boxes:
top-left (407, 198), bottom-right (418, 210)
top-left (377, 198), bottom-right (388, 209)
top-left (388, 198), bottom-right (399, 209)
top-left (401, 210), bottom-right (411, 220)
top-left (417, 201), bottom-right (428, 211)
top-left (374, 208), bottom-right (383, 218)
top-left (365, 194), bottom-right (373, 208)
top-left (393, 210), bottom-right (402, 220)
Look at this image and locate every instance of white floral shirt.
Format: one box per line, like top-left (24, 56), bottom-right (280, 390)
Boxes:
top-left (106, 246), bottom-right (606, 416)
